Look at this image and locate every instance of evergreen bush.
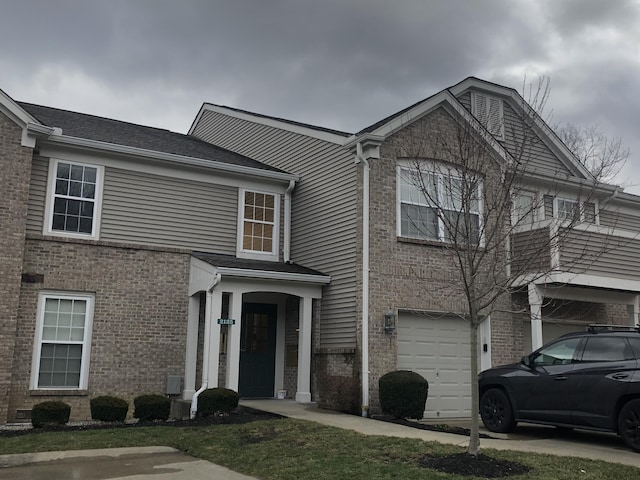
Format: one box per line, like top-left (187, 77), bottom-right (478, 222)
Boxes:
top-left (90, 395), bottom-right (129, 422)
top-left (197, 388), bottom-right (240, 417)
top-left (378, 370), bottom-right (428, 419)
top-left (31, 401), bottom-right (71, 428)
top-left (133, 394), bottom-right (171, 421)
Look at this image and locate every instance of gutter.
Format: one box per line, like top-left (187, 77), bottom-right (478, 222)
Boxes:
top-left (190, 273), bottom-right (221, 418)
top-left (284, 180), bottom-right (295, 262)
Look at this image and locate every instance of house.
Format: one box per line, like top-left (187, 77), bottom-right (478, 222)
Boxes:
top-left (189, 77), bottom-right (640, 418)
top-left (0, 90), bottom-right (329, 423)
top-left (1, 76), bottom-right (639, 423)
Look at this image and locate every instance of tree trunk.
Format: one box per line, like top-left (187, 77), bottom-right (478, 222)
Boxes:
top-left (467, 313), bottom-right (481, 456)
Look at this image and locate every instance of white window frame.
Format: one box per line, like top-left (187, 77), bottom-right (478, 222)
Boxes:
top-left (43, 158), bottom-right (104, 240)
top-left (237, 188), bottom-right (280, 261)
top-left (30, 292), bottom-right (95, 391)
top-left (511, 191), bottom-right (538, 226)
top-left (471, 92), bottom-right (504, 140)
top-left (554, 197), bottom-right (584, 223)
top-left (397, 163), bottom-right (484, 245)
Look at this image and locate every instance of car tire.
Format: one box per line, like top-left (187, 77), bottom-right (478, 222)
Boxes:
top-left (480, 388), bottom-right (516, 433)
top-left (618, 399), bottom-right (640, 453)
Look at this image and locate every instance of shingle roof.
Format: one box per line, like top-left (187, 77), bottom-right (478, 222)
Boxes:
top-left (18, 102), bottom-right (287, 173)
top-left (192, 251), bottom-right (328, 277)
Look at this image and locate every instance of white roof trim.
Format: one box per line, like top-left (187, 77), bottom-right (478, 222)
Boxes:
top-left (216, 266), bottom-right (331, 284)
top-left (449, 77), bottom-right (594, 180)
top-left (0, 90), bottom-right (40, 127)
top-left (190, 104), bottom-right (348, 145)
top-left (34, 130), bottom-right (299, 182)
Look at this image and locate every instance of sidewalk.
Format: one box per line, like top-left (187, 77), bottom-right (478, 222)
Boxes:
top-left (240, 399), bottom-right (640, 469)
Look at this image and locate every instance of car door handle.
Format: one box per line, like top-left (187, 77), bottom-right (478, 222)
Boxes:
top-left (554, 376), bottom-right (568, 381)
top-left (612, 373), bottom-right (629, 380)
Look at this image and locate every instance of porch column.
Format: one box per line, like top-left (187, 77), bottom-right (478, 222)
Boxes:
top-left (205, 289), bottom-right (223, 388)
top-left (627, 295), bottom-right (640, 326)
top-left (528, 283), bottom-right (543, 351)
top-left (296, 296), bottom-right (313, 403)
top-left (226, 291), bottom-right (243, 392)
top-left (183, 294), bottom-right (200, 398)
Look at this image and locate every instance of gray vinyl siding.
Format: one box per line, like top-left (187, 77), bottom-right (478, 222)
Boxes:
top-left (511, 227), bottom-right (551, 274)
top-left (101, 167), bottom-right (237, 252)
top-left (599, 208), bottom-right (640, 232)
top-left (192, 110), bottom-right (357, 348)
top-left (26, 156), bottom-right (48, 234)
top-left (456, 90), bottom-right (574, 177)
top-left (559, 229), bottom-right (640, 280)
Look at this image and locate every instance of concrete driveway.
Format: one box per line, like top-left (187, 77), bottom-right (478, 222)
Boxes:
top-left (0, 446), bottom-right (258, 480)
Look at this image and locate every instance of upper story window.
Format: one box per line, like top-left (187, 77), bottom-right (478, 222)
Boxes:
top-left (471, 92), bottom-right (504, 140)
top-left (554, 197), bottom-right (582, 222)
top-left (31, 292), bottom-right (94, 390)
top-left (512, 192), bottom-right (536, 226)
top-left (398, 164), bottom-right (482, 244)
top-left (45, 159), bottom-right (104, 239)
top-left (238, 189), bottom-right (279, 260)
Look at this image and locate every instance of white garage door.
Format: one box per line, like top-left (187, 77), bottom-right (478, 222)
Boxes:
top-left (397, 312), bottom-right (471, 418)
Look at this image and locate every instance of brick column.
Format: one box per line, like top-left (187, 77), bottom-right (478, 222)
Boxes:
top-left (0, 113), bottom-right (32, 422)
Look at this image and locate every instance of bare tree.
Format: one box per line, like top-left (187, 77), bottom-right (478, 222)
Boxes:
top-left (556, 123), bottom-right (630, 184)
top-left (397, 77), bottom-right (623, 456)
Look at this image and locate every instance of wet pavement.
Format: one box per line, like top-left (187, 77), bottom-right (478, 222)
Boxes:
top-left (0, 446), bottom-right (258, 480)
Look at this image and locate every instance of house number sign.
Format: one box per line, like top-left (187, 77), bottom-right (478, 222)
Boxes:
top-left (217, 318), bottom-right (236, 325)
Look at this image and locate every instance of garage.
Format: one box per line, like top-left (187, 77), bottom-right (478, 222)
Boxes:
top-left (397, 312), bottom-right (472, 418)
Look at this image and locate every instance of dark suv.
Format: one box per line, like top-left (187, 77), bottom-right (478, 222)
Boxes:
top-left (478, 325), bottom-right (640, 452)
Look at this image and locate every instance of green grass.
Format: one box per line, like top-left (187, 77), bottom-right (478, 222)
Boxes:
top-left (0, 418), bottom-right (638, 479)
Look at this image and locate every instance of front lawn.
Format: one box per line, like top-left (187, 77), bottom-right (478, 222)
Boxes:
top-left (1, 418), bottom-right (638, 479)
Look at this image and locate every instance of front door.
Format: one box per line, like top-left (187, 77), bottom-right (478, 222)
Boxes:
top-left (239, 303), bottom-right (277, 397)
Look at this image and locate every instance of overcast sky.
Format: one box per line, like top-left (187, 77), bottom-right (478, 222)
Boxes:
top-left (2, 0), bottom-right (639, 191)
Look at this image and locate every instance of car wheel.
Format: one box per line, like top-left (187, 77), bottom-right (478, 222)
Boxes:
top-left (618, 399), bottom-right (640, 453)
top-left (480, 388), bottom-right (516, 433)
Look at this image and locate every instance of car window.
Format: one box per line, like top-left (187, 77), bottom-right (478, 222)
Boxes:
top-left (629, 337), bottom-right (640, 360)
top-left (581, 337), bottom-right (633, 362)
top-left (532, 337), bottom-right (581, 366)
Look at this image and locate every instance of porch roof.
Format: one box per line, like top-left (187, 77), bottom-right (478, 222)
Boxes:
top-left (192, 252), bottom-right (330, 282)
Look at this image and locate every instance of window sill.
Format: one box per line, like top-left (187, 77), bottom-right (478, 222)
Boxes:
top-left (397, 236), bottom-right (448, 248)
top-left (30, 389), bottom-right (88, 397)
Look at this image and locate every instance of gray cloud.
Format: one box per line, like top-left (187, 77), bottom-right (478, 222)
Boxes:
top-left (2, 0), bottom-right (639, 190)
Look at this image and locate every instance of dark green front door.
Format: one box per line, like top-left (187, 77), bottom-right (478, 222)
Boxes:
top-left (239, 303), bottom-right (277, 397)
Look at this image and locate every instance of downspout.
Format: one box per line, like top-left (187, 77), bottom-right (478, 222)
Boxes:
top-left (190, 273), bottom-right (222, 418)
top-left (355, 142), bottom-right (370, 417)
top-left (284, 180), bottom-right (295, 263)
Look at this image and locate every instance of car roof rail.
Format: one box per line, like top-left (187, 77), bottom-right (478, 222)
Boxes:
top-left (587, 323), bottom-right (640, 333)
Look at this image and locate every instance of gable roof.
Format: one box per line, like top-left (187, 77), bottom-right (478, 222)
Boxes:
top-left (18, 102), bottom-right (290, 176)
top-left (189, 103), bottom-right (351, 145)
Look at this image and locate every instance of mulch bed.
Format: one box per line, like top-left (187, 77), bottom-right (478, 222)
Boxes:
top-left (420, 452), bottom-right (531, 478)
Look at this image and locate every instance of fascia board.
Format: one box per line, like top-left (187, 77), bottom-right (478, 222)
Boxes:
top-left (193, 104), bottom-right (347, 145)
top-left (40, 134), bottom-right (299, 182)
top-left (216, 266), bottom-right (331, 284)
top-left (362, 90), bottom-right (512, 164)
top-left (450, 78), bottom-right (594, 180)
top-left (0, 89), bottom-right (40, 127)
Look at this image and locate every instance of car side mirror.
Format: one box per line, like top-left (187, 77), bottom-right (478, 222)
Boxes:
top-left (521, 355), bottom-right (531, 367)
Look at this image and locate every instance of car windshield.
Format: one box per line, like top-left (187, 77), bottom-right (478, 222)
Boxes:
top-left (532, 337), bottom-right (581, 366)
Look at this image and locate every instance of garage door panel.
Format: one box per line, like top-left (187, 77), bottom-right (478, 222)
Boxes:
top-left (397, 313), bottom-right (473, 418)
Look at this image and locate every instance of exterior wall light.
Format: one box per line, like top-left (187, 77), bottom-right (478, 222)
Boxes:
top-left (384, 308), bottom-right (396, 333)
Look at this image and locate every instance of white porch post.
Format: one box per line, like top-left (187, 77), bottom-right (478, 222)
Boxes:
top-left (296, 296), bottom-right (313, 403)
top-left (183, 294), bottom-right (200, 398)
top-left (226, 291), bottom-right (243, 392)
top-left (627, 295), bottom-right (640, 326)
top-left (206, 289), bottom-right (223, 388)
top-left (528, 283), bottom-right (544, 351)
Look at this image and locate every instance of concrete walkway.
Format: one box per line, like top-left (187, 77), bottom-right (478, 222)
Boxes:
top-left (241, 399), bottom-right (640, 469)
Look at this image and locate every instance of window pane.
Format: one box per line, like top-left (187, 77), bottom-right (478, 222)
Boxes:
top-left (83, 167), bottom-right (97, 183)
top-left (57, 162), bottom-right (70, 179)
top-left (38, 343), bottom-right (83, 388)
top-left (533, 338), bottom-right (581, 366)
top-left (400, 204), bottom-right (438, 239)
top-left (79, 217), bottom-right (93, 234)
top-left (513, 194), bottom-right (534, 225)
top-left (443, 211), bottom-right (480, 243)
top-left (55, 179), bottom-right (69, 195)
top-left (53, 198), bottom-right (67, 214)
top-left (582, 337), bottom-right (629, 362)
top-left (69, 181), bottom-right (82, 197)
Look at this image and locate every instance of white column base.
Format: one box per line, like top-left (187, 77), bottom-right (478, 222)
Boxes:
top-left (295, 392), bottom-right (312, 403)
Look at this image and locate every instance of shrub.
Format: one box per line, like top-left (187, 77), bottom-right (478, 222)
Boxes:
top-left (90, 395), bottom-right (129, 422)
top-left (133, 394), bottom-right (171, 421)
top-left (318, 376), bottom-right (361, 415)
top-left (31, 401), bottom-right (71, 428)
top-left (379, 370), bottom-right (428, 419)
top-left (197, 388), bottom-right (240, 417)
